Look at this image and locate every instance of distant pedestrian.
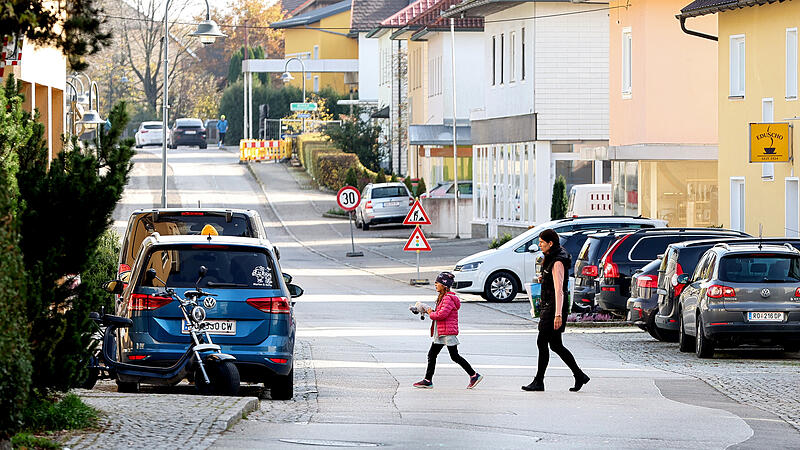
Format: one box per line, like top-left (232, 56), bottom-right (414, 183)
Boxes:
top-left (216, 115), bottom-right (228, 149)
top-left (522, 229), bottom-right (590, 392)
top-left (413, 272), bottom-right (483, 389)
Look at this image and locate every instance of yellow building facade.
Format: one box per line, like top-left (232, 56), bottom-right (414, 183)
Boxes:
top-left (698, 1), bottom-right (800, 236)
top-left (275, 1), bottom-right (358, 95)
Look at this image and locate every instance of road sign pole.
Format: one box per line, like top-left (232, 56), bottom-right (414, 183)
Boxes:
top-left (416, 249), bottom-right (420, 280)
top-left (346, 210), bottom-right (363, 257)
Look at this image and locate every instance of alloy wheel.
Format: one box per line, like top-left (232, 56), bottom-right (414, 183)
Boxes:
top-left (490, 276), bottom-right (513, 300)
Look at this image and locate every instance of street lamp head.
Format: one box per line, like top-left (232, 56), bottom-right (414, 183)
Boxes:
top-left (76, 109), bottom-right (106, 126)
top-left (281, 71), bottom-right (294, 83)
top-left (190, 19), bottom-right (226, 45)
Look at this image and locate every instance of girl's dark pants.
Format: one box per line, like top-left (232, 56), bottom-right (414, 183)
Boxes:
top-left (535, 319), bottom-right (583, 381)
top-left (425, 343), bottom-right (476, 380)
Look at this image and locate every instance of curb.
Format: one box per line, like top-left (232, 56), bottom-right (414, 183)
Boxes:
top-left (213, 396), bottom-right (259, 432)
top-left (322, 212), bottom-right (350, 220)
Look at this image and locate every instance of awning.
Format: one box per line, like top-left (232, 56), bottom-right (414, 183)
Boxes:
top-left (371, 106), bottom-right (390, 119)
top-left (409, 124), bottom-right (471, 146)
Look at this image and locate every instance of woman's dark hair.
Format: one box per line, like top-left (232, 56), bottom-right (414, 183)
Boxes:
top-left (539, 229), bottom-right (560, 246)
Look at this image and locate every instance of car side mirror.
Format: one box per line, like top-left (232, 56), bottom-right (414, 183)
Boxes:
top-left (288, 283), bottom-right (304, 299)
top-left (528, 244), bottom-right (540, 253)
top-left (283, 273), bottom-right (293, 284)
top-left (103, 280), bottom-right (124, 295)
top-left (676, 273), bottom-right (690, 285)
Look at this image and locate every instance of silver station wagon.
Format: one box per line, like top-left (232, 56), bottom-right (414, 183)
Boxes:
top-left (677, 242), bottom-right (800, 358)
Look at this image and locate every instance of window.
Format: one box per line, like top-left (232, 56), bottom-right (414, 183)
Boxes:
top-left (787, 178), bottom-right (799, 237)
top-left (719, 255), bottom-right (800, 283)
top-left (730, 177), bottom-right (746, 232)
top-left (622, 27), bottom-right (632, 95)
top-left (510, 32), bottom-right (516, 82)
top-left (763, 98), bottom-right (775, 181)
top-left (500, 33), bottom-right (505, 84)
top-left (730, 35), bottom-right (746, 97)
top-left (521, 27), bottom-right (526, 80)
top-left (788, 28), bottom-right (798, 99)
top-left (313, 76), bottom-right (319, 93)
top-left (492, 36), bottom-right (496, 85)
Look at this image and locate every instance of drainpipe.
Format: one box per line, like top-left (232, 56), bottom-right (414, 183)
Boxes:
top-left (678, 16), bottom-right (718, 41)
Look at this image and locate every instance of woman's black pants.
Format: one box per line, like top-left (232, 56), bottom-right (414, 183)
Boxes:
top-left (425, 343), bottom-right (476, 380)
top-left (535, 323), bottom-right (583, 381)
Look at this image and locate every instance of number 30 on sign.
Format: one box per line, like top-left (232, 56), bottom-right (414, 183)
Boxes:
top-left (337, 186), bottom-right (361, 211)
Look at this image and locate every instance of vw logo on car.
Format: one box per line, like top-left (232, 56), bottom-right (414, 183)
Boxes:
top-left (203, 297), bottom-right (217, 309)
top-left (760, 288), bottom-right (771, 298)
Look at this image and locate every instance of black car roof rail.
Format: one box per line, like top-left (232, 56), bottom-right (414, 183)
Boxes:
top-left (679, 236), bottom-right (797, 247)
top-left (629, 227), bottom-right (744, 235)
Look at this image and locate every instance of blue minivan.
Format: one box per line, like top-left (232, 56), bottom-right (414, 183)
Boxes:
top-left (118, 233), bottom-right (300, 399)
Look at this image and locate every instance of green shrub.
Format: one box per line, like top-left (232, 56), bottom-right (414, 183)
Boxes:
top-left (390, 173), bottom-right (397, 182)
top-left (416, 178), bottom-right (427, 197)
top-left (22, 393), bottom-right (97, 433)
top-left (316, 152), bottom-right (359, 190)
top-left (403, 176), bottom-right (413, 195)
top-left (11, 433), bottom-right (60, 450)
top-left (344, 168), bottom-right (358, 188)
top-left (374, 169), bottom-right (386, 183)
top-left (489, 233), bottom-right (513, 249)
top-left (551, 175), bottom-right (568, 220)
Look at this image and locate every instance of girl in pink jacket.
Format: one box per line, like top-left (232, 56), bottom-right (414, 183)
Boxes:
top-left (413, 272), bottom-right (483, 389)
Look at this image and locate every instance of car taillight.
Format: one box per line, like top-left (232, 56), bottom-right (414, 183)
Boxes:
top-left (246, 297), bottom-right (291, 314)
top-left (581, 265), bottom-right (598, 277)
top-left (636, 274), bottom-right (658, 289)
top-left (128, 355), bottom-right (148, 360)
top-left (118, 263), bottom-right (131, 276)
top-left (129, 293), bottom-right (172, 310)
top-left (409, 198), bottom-right (414, 206)
top-left (671, 263), bottom-right (686, 296)
top-left (794, 287), bottom-right (800, 297)
top-left (269, 358), bottom-right (288, 364)
top-left (366, 201), bottom-right (372, 210)
top-left (181, 212), bottom-right (204, 216)
top-left (603, 261), bottom-right (620, 278)
top-left (707, 285), bottom-right (736, 298)
top-left (141, 130), bottom-right (148, 134)
top-left (601, 235), bottom-right (629, 279)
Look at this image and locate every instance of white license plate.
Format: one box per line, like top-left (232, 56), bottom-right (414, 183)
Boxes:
top-left (747, 312), bottom-right (784, 322)
top-left (385, 201), bottom-right (400, 207)
top-left (182, 319), bottom-right (236, 335)
top-left (575, 278), bottom-right (582, 286)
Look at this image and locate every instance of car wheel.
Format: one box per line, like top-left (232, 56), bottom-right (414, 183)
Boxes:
top-left (646, 308), bottom-right (664, 341)
top-left (362, 218), bottom-right (370, 231)
top-left (135, 143), bottom-right (142, 149)
top-left (484, 271), bottom-right (518, 303)
top-left (678, 310), bottom-right (693, 353)
top-left (695, 316), bottom-right (715, 359)
top-left (355, 213), bottom-right (363, 229)
top-left (196, 361), bottom-right (241, 396)
top-left (116, 379), bottom-right (140, 393)
top-left (200, 144), bottom-right (207, 149)
top-left (783, 343), bottom-right (800, 353)
top-left (270, 369), bottom-right (294, 400)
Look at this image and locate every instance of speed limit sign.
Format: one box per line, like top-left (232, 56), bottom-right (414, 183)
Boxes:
top-left (337, 186), bottom-right (361, 211)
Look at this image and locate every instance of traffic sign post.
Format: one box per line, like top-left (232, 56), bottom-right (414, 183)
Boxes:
top-left (337, 186), bottom-right (363, 257)
top-left (403, 201), bottom-right (432, 285)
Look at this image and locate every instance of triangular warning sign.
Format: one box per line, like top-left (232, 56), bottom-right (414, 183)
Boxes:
top-left (403, 227), bottom-right (432, 251)
top-left (403, 199), bottom-right (432, 225)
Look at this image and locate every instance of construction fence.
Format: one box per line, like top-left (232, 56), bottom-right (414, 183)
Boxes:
top-left (239, 139), bottom-right (291, 163)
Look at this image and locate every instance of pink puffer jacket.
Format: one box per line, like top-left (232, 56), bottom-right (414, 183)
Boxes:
top-left (428, 292), bottom-right (460, 336)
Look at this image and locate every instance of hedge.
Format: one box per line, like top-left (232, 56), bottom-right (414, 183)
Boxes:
top-left (295, 134), bottom-right (377, 191)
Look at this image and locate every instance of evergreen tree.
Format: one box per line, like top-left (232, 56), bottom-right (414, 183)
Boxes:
top-left (344, 167), bottom-right (358, 188)
top-left (16, 99), bottom-right (135, 391)
top-left (390, 173), bottom-right (397, 182)
top-left (374, 168), bottom-right (386, 183)
top-left (551, 175), bottom-right (568, 220)
top-left (403, 176), bottom-right (413, 195)
top-left (417, 178), bottom-right (427, 197)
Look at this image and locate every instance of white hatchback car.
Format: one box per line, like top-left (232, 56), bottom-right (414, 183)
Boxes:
top-left (452, 216), bottom-right (667, 302)
top-left (135, 121), bottom-right (164, 148)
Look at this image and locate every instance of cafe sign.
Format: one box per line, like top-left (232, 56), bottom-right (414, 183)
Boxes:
top-left (749, 122), bottom-right (792, 163)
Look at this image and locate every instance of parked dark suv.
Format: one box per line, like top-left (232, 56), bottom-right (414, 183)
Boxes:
top-left (595, 228), bottom-right (748, 314)
top-left (572, 230), bottom-right (635, 312)
top-left (655, 237), bottom-right (798, 337)
top-left (626, 257), bottom-right (663, 337)
top-left (169, 118), bottom-right (207, 149)
top-left (677, 242), bottom-right (800, 358)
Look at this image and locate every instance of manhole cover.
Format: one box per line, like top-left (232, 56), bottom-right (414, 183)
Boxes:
top-left (278, 439), bottom-right (382, 447)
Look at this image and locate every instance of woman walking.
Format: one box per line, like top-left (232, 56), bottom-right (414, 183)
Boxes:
top-left (522, 229), bottom-right (590, 392)
top-left (413, 272), bottom-right (483, 389)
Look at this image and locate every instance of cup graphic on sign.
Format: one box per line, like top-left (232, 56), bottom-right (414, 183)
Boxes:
top-left (764, 125), bottom-right (776, 155)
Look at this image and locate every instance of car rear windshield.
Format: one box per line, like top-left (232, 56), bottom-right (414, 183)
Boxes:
top-left (578, 236), bottom-right (616, 263)
top-left (371, 186), bottom-right (408, 199)
top-left (718, 254), bottom-right (800, 283)
top-left (122, 212), bottom-right (256, 267)
top-left (137, 246), bottom-right (277, 289)
top-left (143, 124), bottom-right (162, 130)
top-left (176, 119), bottom-right (203, 128)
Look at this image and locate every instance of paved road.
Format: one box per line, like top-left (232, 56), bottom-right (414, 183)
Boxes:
top-left (70, 146), bottom-right (800, 449)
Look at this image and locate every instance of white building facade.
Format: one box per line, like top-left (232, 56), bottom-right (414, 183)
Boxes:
top-left (446, 0), bottom-right (610, 238)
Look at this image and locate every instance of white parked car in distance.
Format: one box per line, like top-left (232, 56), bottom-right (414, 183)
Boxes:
top-left (135, 121), bottom-right (164, 148)
top-left (452, 216), bottom-right (667, 302)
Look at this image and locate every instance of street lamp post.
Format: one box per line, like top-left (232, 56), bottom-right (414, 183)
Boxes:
top-left (161, 0), bottom-right (225, 208)
top-left (280, 57), bottom-right (306, 134)
top-left (108, 63), bottom-right (129, 114)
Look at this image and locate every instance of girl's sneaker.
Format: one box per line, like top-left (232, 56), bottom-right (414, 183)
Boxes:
top-left (413, 379), bottom-right (433, 389)
top-left (467, 373), bottom-right (483, 389)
